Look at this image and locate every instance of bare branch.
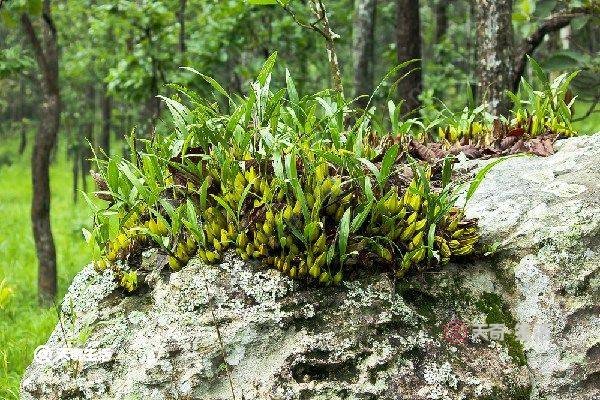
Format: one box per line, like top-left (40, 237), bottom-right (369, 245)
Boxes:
top-left (513, 6), bottom-right (596, 91)
top-left (277, 0), bottom-right (344, 95)
top-left (277, 1), bottom-right (328, 39)
top-left (572, 94), bottom-right (599, 122)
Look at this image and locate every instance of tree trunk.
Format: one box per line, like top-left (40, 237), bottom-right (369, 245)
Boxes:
top-left (82, 83), bottom-right (95, 189)
top-left (21, 0), bottom-right (60, 305)
top-left (18, 78), bottom-right (27, 155)
top-left (100, 83), bottom-right (111, 156)
top-left (435, 0), bottom-right (448, 42)
top-left (72, 140), bottom-right (79, 204)
top-left (145, 57), bottom-right (160, 134)
top-left (474, 0), bottom-right (514, 117)
top-left (395, 0), bottom-right (422, 114)
top-left (178, 0), bottom-right (186, 56)
top-left (353, 0), bottom-right (377, 108)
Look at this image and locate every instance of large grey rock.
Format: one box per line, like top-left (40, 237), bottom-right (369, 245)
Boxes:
top-left (464, 134), bottom-right (600, 399)
top-left (20, 134), bottom-right (600, 400)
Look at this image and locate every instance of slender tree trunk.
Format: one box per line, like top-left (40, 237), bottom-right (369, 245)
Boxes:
top-left (435, 0), bottom-right (448, 42)
top-left (178, 0), bottom-right (187, 57)
top-left (396, 0), bottom-right (422, 114)
top-left (18, 78), bottom-right (27, 155)
top-left (353, 0), bottom-right (377, 108)
top-left (72, 140), bottom-right (79, 203)
top-left (100, 83), bottom-right (111, 156)
top-left (474, 0), bottom-right (514, 117)
top-left (21, 0), bottom-right (60, 305)
top-left (146, 57), bottom-right (160, 134)
top-left (82, 83), bottom-right (95, 189)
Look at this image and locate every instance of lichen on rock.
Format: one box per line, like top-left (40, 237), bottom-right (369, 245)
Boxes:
top-left (20, 134), bottom-right (600, 400)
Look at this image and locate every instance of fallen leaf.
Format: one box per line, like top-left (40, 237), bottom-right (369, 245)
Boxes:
top-left (409, 140), bottom-right (439, 164)
top-left (499, 136), bottom-right (519, 151)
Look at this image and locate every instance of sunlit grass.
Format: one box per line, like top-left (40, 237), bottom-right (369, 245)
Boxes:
top-left (0, 133), bottom-right (93, 399)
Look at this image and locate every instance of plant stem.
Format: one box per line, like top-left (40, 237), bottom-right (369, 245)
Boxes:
top-left (310, 0), bottom-right (344, 96)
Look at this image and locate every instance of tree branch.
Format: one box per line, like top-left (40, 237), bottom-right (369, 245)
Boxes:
top-left (310, 0), bottom-right (344, 95)
top-left (572, 94), bottom-right (599, 122)
top-left (277, 1), bottom-right (328, 40)
top-left (21, 13), bottom-right (51, 84)
top-left (277, 0), bottom-right (344, 95)
top-left (513, 6), bottom-right (595, 91)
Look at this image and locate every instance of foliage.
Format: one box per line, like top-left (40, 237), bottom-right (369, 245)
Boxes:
top-left (408, 64), bottom-right (581, 159)
top-left (0, 135), bottom-right (94, 399)
top-left (507, 57), bottom-right (579, 137)
top-left (88, 57), bottom-right (481, 290)
top-left (0, 47), bottom-right (34, 79)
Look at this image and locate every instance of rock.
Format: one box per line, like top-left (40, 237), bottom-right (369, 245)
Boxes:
top-left (464, 133), bottom-right (600, 400)
top-left (20, 134), bottom-right (600, 400)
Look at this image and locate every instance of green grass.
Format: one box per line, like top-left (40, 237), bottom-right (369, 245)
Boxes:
top-left (0, 133), bottom-right (93, 399)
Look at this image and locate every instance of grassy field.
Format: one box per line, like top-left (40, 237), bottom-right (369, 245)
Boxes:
top-left (0, 135), bottom-right (93, 399)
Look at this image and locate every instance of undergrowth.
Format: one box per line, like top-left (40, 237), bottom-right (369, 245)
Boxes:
top-left (87, 55), bottom-right (491, 291)
top-left (87, 55), bottom-right (582, 292)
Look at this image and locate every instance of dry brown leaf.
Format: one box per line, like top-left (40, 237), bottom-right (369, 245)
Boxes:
top-left (409, 140), bottom-right (439, 164)
top-left (508, 139), bottom-right (526, 154)
top-left (499, 136), bottom-right (519, 151)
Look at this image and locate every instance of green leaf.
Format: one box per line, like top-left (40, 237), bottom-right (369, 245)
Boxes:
top-left (533, 0), bottom-right (557, 19)
top-left (338, 208), bottom-right (351, 265)
top-left (441, 156), bottom-right (453, 189)
top-left (248, 0), bottom-right (278, 4)
top-left (571, 15), bottom-right (590, 31)
top-left (379, 143), bottom-right (399, 188)
top-left (543, 52), bottom-right (581, 71)
top-left (180, 67), bottom-right (233, 103)
top-left (358, 158), bottom-right (380, 181)
top-left (212, 195), bottom-right (237, 223)
top-left (466, 81), bottom-right (475, 111)
top-left (82, 228), bottom-right (93, 243)
top-left (272, 152), bottom-right (285, 181)
top-left (528, 56), bottom-right (549, 87)
top-left (351, 202), bottom-right (371, 233)
top-left (326, 242), bottom-right (335, 266)
top-left (257, 52), bottom-right (278, 86)
top-left (186, 199), bottom-right (198, 225)
top-left (363, 178), bottom-right (375, 203)
top-left (286, 68), bottom-right (299, 106)
top-left (427, 223), bottom-right (436, 263)
top-left (237, 181), bottom-right (254, 222)
top-left (157, 96), bottom-right (189, 136)
top-left (199, 178), bottom-right (209, 211)
top-left (285, 152), bottom-right (309, 221)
